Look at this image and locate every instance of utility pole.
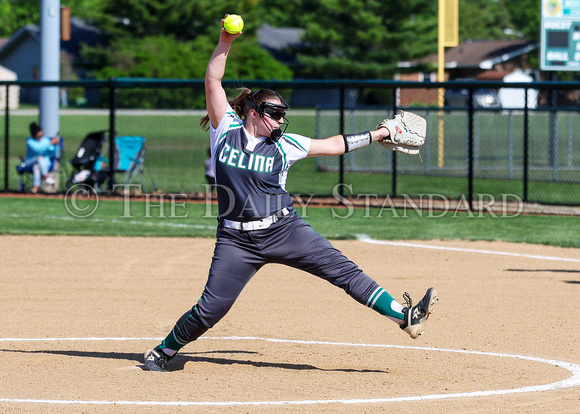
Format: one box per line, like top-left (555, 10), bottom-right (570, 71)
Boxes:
top-left (39, 0), bottom-right (60, 137)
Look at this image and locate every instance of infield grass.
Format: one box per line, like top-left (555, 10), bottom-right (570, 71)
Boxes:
top-left (0, 196), bottom-right (577, 248)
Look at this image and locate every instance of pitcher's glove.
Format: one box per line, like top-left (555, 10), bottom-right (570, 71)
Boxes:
top-left (377, 111), bottom-right (427, 155)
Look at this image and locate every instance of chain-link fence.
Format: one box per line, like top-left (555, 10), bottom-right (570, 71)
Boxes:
top-left (1, 79), bottom-right (579, 207)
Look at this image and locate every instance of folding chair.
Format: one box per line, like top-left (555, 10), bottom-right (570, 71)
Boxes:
top-left (16, 137), bottom-right (66, 193)
top-left (94, 136), bottom-right (157, 193)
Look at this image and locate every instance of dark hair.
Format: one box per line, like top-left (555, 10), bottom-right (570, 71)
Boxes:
top-left (29, 122), bottom-right (42, 137)
top-left (246, 89), bottom-right (289, 117)
top-left (199, 88), bottom-right (287, 131)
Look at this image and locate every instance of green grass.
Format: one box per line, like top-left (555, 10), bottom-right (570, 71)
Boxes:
top-left (0, 196), bottom-right (577, 248)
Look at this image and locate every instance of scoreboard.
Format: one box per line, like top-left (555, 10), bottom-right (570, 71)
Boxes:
top-left (541, 0), bottom-right (580, 70)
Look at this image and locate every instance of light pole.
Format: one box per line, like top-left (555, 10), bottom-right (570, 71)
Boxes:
top-left (39, 0), bottom-right (60, 137)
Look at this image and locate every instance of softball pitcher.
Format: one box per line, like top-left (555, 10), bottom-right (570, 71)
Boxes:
top-left (144, 16), bottom-right (438, 372)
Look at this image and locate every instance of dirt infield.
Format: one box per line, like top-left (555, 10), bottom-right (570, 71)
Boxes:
top-left (1, 235), bottom-right (579, 413)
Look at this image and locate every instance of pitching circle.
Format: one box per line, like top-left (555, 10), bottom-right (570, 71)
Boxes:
top-left (1, 336), bottom-right (579, 407)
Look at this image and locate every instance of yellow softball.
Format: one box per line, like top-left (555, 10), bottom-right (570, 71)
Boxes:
top-left (223, 14), bottom-right (244, 34)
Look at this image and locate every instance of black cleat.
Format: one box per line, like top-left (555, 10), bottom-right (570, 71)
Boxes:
top-left (400, 287), bottom-right (438, 339)
top-left (144, 346), bottom-right (173, 372)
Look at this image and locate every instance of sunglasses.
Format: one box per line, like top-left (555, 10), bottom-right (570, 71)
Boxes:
top-left (264, 109), bottom-right (286, 121)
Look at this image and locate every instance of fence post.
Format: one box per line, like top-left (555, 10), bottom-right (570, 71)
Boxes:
top-left (425, 109), bottom-right (431, 175)
top-left (508, 110), bottom-right (514, 179)
top-left (523, 88), bottom-right (529, 202)
top-left (3, 84), bottom-right (9, 191)
top-left (568, 112), bottom-right (573, 167)
top-left (108, 77), bottom-right (117, 192)
top-left (339, 87), bottom-right (345, 199)
top-left (391, 88), bottom-right (398, 198)
top-left (474, 112), bottom-right (480, 170)
top-left (549, 74), bottom-right (558, 180)
top-left (314, 105), bottom-right (321, 171)
top-left (467, 88), bottom-right (474, 210)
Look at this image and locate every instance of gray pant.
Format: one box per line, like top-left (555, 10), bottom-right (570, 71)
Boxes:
top-left (171, 211), bottom-right (380, 344)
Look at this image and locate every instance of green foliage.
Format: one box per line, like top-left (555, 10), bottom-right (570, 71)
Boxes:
top-left (0, 0), bottom-right (38, 37)
top-left (501, 0), bottom-right (541, 71)
top-left (1, 0), bottom-right (545, 80)
top-left (258, 0), bottom-right (438, 79)
top-left (82, 34), bottom-right (291, 108)
top-left (78, 0), bottom-right (292, 96)
top-left (85, 35), bottom-right (292, 80)
top-left (458, 0), bottom-right (513, 41)
top-left (0, 0), bottom-right (107, 37)
top-left (88, 35), bottom-right (211, 79)
top-left (96, 0), bottom-right (259, 40)
top-left (226, 40), bottom-right (293, 80)
top-left (502, 0), bottom-right (540, 41)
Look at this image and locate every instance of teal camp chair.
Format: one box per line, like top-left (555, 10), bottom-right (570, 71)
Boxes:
top-left (94, 136), bottom-right (157, 193)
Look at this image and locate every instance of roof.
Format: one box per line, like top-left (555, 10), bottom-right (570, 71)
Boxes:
top-left (0, 18), bottom-right (106, 60)
top-left (256, 23), bottom-right (305, 64)
top-left (0, 24), bottom-right (39, 58)
top-left (399, 39), bottom-right (538, 70)
top-left (257, 23), bottom-right (304, 51)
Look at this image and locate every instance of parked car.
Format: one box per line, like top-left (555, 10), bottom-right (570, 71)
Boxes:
top-left (444, 88), bottom-right (502, 109)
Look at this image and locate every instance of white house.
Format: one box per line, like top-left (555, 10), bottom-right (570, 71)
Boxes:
top-left (0, 64), bottom-right (19, 110)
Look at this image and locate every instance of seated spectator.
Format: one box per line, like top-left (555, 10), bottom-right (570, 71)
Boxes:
top-left (22, 122), bottom-right (61, 193)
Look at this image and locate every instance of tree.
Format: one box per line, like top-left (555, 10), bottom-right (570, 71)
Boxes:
top-left (0, 0), bottom-right (106, 37)
top-left (458, 0), bottom-right (513, 42)
top-left (79, 0), bottom-right (293, 83)
top-left (1, 0), bottom-right (546, 80)
top-left (95, 0), bottom-right (260, 40)
top-left (84, 34), bottom-right (292, 81)
top-left (502, 0), bottom-right (541, 71)
top-left (502, 0), bottom-right (540, 41)
top-left (257, 0), bottom-right (438, 79)
top-left (0, 0), bottom-right (38, 37)
top-left (81, 33), bottom-right (292, 108)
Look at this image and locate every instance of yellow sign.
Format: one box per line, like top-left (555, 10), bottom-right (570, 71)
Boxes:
top-left (438, 0), bottom-right (459, 167)
top-left (444, 0), bottom-right (459, 47)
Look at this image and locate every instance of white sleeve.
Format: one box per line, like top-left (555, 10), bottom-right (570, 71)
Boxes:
top-left (280, 133), bottom-right (311, 166)
top-left (209, 104), bottom-right (243, 156)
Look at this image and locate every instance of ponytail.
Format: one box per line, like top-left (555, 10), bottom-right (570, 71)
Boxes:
top-left (199, 88), bottom-right (252, 131)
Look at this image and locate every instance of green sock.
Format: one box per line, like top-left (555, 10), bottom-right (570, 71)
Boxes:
top-left (159, 306), bottom-right (202, 355)
top-left (365, 287), bottom-right (405, 320)
top-left (159, 325), bottom-right (190, 354)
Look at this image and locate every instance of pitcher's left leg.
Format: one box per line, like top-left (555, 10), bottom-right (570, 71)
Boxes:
top-left (264, 215), bottom-right (437, 337)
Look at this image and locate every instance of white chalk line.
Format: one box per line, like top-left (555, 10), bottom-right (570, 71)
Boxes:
top-left (0, 336), bottom-right (579, 407)
top-left (3, 214), bottom-right (578, 260)
top-left (357, 235), bottom-right (580, 263)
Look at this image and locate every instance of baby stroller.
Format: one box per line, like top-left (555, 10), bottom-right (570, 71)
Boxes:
top-left (67, 131), bottom-right (109, 190)
top-left (67, 132), bottom-right (156, 193)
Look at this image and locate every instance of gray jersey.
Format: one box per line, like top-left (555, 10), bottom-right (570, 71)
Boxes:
top-left (210, 106), bottom-right (310, 221)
